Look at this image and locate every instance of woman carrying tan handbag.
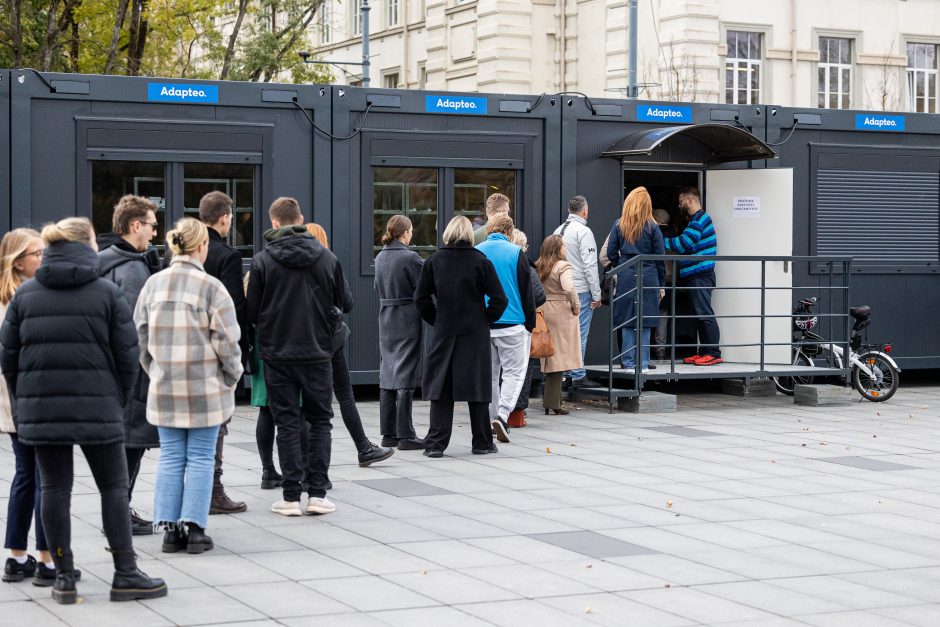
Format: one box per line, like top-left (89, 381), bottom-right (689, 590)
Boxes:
top-left (534, 235), bottom-right (582, 415)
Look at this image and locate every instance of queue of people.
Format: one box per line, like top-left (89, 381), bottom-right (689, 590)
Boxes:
top-left (0, 185), bottom-right (720, 606)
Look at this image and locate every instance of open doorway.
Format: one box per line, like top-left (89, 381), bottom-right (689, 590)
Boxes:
top-left (622, 168), bottom-right (702, 360)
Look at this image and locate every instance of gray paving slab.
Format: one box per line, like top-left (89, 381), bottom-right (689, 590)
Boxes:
top-left (2, 384), bottom-right (940, 625)
top-left (528, 530), bottom-right (658, 558)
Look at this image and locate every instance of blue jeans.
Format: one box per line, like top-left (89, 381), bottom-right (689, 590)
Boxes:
top-left (154, 425), bottom-right (221, 529)
top-left (5, 434), bottom-right (47, 551)
top-left (567, 292), bottom-right (594, 380)
top-left (621, 327), bottom-right (652, 369)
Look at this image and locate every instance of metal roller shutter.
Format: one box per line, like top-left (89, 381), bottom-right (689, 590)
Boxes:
top-left (816, 169), bottom-right (939, 265)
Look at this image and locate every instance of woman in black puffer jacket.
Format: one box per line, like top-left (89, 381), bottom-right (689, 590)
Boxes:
top-left (0, 217), bottom-right (167, 606)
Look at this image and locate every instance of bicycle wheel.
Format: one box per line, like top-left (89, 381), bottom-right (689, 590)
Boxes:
top-left (852, 352), bottom-right (899, 402)
top-left (774, 352), bottom-right (815, 395)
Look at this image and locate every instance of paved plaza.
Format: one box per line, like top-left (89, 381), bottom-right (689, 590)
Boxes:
top-left (2, 381), bottom-right (940, 626)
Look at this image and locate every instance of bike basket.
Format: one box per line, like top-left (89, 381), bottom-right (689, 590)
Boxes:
top-left (801, 330), bottom-right (824, 356)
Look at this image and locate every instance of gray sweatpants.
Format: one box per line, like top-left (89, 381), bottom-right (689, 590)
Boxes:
top-left (489, 328), bottom-right (531, 421)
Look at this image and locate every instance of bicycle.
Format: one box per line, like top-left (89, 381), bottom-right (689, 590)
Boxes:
top-left (773, 297), bottom-right (901, 402)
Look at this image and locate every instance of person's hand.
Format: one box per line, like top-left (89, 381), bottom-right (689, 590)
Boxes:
top-left (590, 300), bottom-right (602, 309)
top-left (659, 289), bottom-right (665, 301)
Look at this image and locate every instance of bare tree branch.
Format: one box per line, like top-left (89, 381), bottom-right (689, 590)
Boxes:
top-left (103, 0), bottom-right (131, 74)
top-left (220, 0), bottom-right (249, 80)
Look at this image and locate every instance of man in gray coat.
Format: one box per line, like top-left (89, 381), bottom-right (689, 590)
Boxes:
top-left (97, 195), bottom-right (161, 536)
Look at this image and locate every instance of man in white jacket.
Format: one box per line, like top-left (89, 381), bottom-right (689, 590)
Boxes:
top-left (553, 196), bottom-right (601, 387)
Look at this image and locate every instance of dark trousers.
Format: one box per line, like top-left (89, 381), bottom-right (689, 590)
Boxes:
top-left (513, 359), bottom-right (540, 411)
top-left (424, 369), bottom-right (492, 452)
top-left (683, 271), bottom-right (721, 358)
top-left (5, 434), bottom-right (47, 552)
top-left (379, 388), bottom-right (416, 440)
top-left (126, 447), bottom-right (146, 500)
top-left (35, 442), bottom-right (133, 568)
top-left (332, 347), bottom-right (368, 447)
top-left (264, 359), bottom-right (333, 501)
top-left (213, 421), bottom-right (229, 490)
top-left (256, 406), bottom-right (276, 470)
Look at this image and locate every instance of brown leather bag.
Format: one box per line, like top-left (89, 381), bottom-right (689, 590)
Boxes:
top-left (530, 309), bottom-right (555, 358)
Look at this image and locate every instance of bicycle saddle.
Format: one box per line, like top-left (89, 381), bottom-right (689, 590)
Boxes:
top-left (850, 306), bottom-right (871, 320)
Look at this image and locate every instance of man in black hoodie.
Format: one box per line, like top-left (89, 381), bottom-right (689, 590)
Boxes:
top-left (246, 197), bottom-right (350, 517)
top-left (97, 195), bottom-right (162, 536)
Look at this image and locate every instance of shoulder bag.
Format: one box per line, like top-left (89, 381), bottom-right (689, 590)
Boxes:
top-left (529, 309), bottom-right (555, 358)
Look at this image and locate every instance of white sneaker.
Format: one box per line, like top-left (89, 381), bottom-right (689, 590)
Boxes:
top-left (271, 500), bottom-right (303, 516)
top-left (306, 497), bottom-right (336, 515)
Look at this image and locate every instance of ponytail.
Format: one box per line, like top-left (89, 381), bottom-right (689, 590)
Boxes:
top-left (166, 218), bottom-right (208, 256)
top-left (41, 217), bottom-right (94, 247)
top-left (381, 215), bottom-right (412, 245)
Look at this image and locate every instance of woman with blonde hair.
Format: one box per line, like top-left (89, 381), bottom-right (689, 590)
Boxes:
top-left (415, 216), bottom-right (508, 456)
top-left (1, 217), bottom-right (166, 604)
top-left (0, 229), bottom-right (55, 585)
top-left (375, 214), bottom-right (425, 449)
top-left (135, 218), bottom-right (243, 556)
top-left (607, 186), bottom-right (665, 372)
top-left (535, 235), bottom-right (581, 414)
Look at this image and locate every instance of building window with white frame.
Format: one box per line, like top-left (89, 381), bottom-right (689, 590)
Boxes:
top-left (387, 0), bottom-right (399, 27)
top-left (352, 2), bottom-right (362, 36)
top-left (818, 36), bottom-right (852, 109)
top-left (907, 42), bottom-right (939, 113)
top-left (383, 71), bottom-right (399, 88)
top-left (318, 3), bottom-right (331, 44)
top-left (725, 31), bottom-right (762, 105)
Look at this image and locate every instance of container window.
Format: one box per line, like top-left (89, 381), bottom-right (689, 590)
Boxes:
top-left (91, 161), bottom-right (166, 250)
top-left (373, 167), bottom-right (438, 257)
top-left (183, 163), bottom-right (255, 257)
top-left (453, 169), bottom-right (517, 232)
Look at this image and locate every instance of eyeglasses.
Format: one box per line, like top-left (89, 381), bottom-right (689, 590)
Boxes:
top-left (18, 250), bottom-right (43, 260)
top-left (141, 222), bottom-right (159, 230)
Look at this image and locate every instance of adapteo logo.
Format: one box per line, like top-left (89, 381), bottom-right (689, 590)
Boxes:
top-left (855, 113), bottom-right (905, 132)
top-left (425, 95), bottom-right (488, 115)
top-left (147, 83), bottom-right (219, 104)
top-left (637, 105), bottom-right (692, 123)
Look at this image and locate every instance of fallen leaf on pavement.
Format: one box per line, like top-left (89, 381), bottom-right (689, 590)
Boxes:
top-left (666, 501), bottom-right (673, 508)
top-left (546, 447), bottom-right (552, 454)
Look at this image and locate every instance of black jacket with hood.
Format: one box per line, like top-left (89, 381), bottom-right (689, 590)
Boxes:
top-left (0, 241), bottom-right (139, 446)
top-left (246, 226), bottom-right (351, 363)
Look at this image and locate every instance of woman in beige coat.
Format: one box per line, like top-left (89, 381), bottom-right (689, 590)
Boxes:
top-left (535, 235), bottom-right (581, 414)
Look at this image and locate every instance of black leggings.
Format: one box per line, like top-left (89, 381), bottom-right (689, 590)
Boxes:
top-left (35, 442), bottom-right (133, 565)
top-left (256, 347), bottom-right (369, 470)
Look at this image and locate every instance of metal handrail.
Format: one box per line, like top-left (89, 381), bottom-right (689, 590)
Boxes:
top-left (598, 254), bottom-right (853, 409)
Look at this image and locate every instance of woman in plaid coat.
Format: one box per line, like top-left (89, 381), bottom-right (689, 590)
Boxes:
top-left (134, 218), bottom-right (243, 556)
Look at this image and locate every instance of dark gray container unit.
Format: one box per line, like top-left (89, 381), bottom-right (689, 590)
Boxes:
top-left (769, 107), bottom-right (940, 369)
top-left (331, 87), bottom-right (562, 382)
top-left (5, 70), bottom-right (331, 264)
top-left (0, 71), bottom-right (10, 232)
top-left (560, 96), bottom-right (769, 369)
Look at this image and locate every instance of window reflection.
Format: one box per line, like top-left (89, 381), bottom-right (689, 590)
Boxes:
top-left (373, 167), bottom-right (438, 258)
top-left (91, 161), bottom-right (166, 247)
top-left (454, 169), bottom-right (516, 230)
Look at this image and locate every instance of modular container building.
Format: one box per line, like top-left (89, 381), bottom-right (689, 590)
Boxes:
top-left (0, 69), bottom-right (936, 378)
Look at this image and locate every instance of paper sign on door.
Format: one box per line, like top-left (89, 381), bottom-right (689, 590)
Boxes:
top-left (731, 196), bottom-right (760, 218)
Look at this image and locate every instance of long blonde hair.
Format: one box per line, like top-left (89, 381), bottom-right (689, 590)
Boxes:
top-left (305, 222), bottom-right (330, 249)
top-left (0, 228), bottom-right (42, 305)
top-left (618, 186), bottom-right (654, 244)
top-left (535, 235), bottom-right (565, 283)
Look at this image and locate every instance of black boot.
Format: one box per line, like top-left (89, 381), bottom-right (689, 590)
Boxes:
top-left (260, 467), bottom-right (282, 490)
top-left (185, 523), bottom-right (214, 555)
top-left (110, 550), bottom-right (167, 602)
top-left (161, 525), bottom-right (188, 553)
top-left (357, 441), bottom-right (395, 468)
top-left (51, 551), bottom-right (77, 605)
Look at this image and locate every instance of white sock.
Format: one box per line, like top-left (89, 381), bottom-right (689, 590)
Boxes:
top-left (12, 555), bottom-right (28, 565)
top-left (42, 561), bottom-right (54, 569)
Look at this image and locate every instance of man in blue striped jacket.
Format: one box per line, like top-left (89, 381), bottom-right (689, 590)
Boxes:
top-left (664, 187), bottom-right (722, 366)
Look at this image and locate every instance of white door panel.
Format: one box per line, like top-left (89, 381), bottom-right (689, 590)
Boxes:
top-left (705, 168), bottom-right (793, 365)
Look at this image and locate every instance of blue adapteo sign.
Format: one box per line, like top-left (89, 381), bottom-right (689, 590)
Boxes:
top-left (855, 113), bottom-right (905, 132)
top-left (637, 104), bottom-right (692, 123)
top-left (425, 95), bottom-right (488, 115)
top-left (147, 83), bottom-right (219, 104)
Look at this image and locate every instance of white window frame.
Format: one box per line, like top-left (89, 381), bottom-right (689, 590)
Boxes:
top-left (382, 69), bottom-right (400, 89)
top-left (818, 36), bottom-right (853, 110)
top-left (387, 0), bottom-right (400, 27)
top-left (352, 2), bottom-right (362, 36)
top-left (906, 41), bottom-right (939, 113)
top-left (318, 3), bottom-right (331, 45)
top-left (724, 30), bottom-right (762, 105)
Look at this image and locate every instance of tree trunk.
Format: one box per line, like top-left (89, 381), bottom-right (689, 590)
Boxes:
top-left (67, 3), bottom-right (80, 72)
top-left (103, 0), bottom-right (130, 74)
top-left (126, 0), bottom-right (148, 76)
top-left (40, 0), bottom-right (62, 70)
top-left (219, 0), bottom-right (249, 80)
top-left (6, 0), bottom-right (24, 67)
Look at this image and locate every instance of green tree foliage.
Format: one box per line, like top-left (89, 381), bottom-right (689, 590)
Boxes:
top-left (0, 0), bottom-right (333, 82)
